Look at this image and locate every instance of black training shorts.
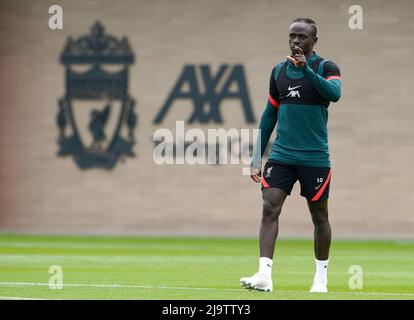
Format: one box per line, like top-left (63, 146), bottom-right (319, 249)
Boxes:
top-left (261, 160), bottom-right (331, 202)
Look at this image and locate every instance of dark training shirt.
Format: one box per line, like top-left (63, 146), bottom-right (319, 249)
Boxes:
top-left (252, 52), bottom-right (341, 168)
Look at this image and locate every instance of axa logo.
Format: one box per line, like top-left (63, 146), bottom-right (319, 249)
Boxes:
top-left (154, 64), bottom-right (255, 124)
top-left (57, 22), bottom-right (137, 170)
top-left (286, 85), bottom-right (301, 98)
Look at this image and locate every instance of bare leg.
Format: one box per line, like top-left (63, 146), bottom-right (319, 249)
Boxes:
top-left (240, 187), bottom-right (288, 292)
top-left (260, 188), bottom-right (288, 258)
top-left (307, 199), bottom-right (331, 260)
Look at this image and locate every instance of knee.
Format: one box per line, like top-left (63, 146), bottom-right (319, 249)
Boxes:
top-left (262, 199), bottom-right (282, 222)
top-left (311, 210), bottom-right (330, 230)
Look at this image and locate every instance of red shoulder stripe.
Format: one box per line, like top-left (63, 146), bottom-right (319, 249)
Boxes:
top-left (268, 95), bottom-right (280, 108)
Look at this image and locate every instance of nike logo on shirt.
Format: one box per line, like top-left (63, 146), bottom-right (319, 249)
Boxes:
top-left (288, 85), bottom-right (301, 90)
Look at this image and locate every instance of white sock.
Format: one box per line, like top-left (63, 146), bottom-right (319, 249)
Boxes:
top-left (258, 257), bottom-right (273, 278)
top-left (313, 259), bottom-right (329, 284)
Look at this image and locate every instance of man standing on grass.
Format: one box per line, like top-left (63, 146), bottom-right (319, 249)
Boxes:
top-left (240, 18), bottom-right (341, 293)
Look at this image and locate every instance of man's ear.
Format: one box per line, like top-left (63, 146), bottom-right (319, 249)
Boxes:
top-left (313, 37), bottom-right (318, 45)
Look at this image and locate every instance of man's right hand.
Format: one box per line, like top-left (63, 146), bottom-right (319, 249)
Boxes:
top-left (250, 167), bottom-right (262, 183)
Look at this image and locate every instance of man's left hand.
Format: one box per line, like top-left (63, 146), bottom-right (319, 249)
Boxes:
top-left (286, 46), bottom-right (307, 68)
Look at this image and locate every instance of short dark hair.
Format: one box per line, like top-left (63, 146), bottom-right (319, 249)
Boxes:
top-left (292, 18), bottom-right (317, 37)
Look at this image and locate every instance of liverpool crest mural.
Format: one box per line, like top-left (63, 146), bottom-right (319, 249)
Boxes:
top-left (57, 22), bottom-right (137, 169)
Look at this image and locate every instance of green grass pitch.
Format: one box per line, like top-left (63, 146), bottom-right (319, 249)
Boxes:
top-left (0, 234), bottom-right (413, 300)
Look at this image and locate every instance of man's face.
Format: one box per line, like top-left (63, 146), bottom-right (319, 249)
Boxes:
top-left (288, 22), bottom-right (317, 55)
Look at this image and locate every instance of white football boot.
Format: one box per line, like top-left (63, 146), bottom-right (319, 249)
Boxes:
top-left (240, 273), bottom-right (273, 292)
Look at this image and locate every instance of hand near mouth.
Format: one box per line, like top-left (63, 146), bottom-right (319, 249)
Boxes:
top-left (287, 46), bottom-right (307, 68)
